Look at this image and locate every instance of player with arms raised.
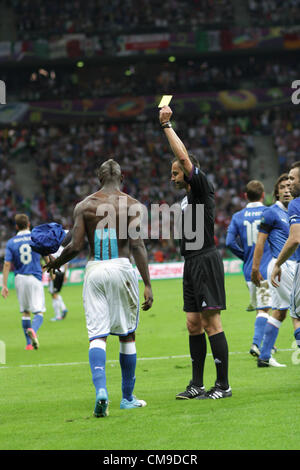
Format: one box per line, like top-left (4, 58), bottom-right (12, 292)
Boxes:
top-left (160, 105), bottom-right (231, 400)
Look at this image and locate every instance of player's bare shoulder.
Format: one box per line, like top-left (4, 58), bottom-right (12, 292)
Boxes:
top-left (72, 198), bottom-right (86, 216)
top-left (77, 191), bottom-right (106, 213)
top-left (121, 191), bottom-right (142, 211)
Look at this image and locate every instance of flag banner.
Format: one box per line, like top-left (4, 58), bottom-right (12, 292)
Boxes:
top-left (0, 87), bottom-right (294, 124)
top-left (118, 33), bottom-right (170, 54)
top-left (0, 41), bottom-right (11, 60)
top-left (0, 25), bottom-right (299, 63)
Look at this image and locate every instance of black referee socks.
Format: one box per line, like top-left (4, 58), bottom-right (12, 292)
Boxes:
top-left (208, 331), bottom-right (229, 390)
top-left (189, 333), bottom-right (207, 387)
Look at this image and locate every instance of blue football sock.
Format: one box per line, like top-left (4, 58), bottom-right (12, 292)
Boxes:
top-left (252, 313), bottom-right (269, 348)
top-left (32, 313), bottom-right (44, 333)
top-left (119, 342), bottom-right (137, 401)
top-left (22, 317), bottom-right (32, 345)
top-left (89, 340), bottom-right (107, 395)
top-left (259, 317), bottom-right (281, 361)
top-left (294, 328), bottom-right (300, 348)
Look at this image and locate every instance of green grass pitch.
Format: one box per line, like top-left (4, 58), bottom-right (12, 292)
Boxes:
top-left (0, 274), bottom-right (299, 450)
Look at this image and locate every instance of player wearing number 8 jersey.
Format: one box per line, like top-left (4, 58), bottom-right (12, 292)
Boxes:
top-left (1, 214), bottom-right (46, 350)
top-left (226, 181), bottom-right (272, 357)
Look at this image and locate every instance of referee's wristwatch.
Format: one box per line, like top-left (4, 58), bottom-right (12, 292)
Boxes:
top-left (161, 121), bottom-right (172, 129)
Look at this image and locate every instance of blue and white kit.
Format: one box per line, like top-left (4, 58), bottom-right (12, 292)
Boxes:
top-left (259, 200), bottom-right (296, 311)
top-left (5, 229), bottom-right (45, 313)
top-left (226, 202), bottom-right (272, 309)
top-left (287, 198), bottom-right (300, 318)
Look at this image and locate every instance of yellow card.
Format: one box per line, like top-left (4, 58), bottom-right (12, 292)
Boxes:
top-left (158, 95), bottom-right (173, 108)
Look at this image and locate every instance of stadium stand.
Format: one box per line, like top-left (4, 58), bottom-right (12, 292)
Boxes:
top-left (0, 0), bottom-right (299, 271)
top-left (0, 113), bottom-right (251, 267)
top-left (271, 108), bottom-right (300, 174)
top-left (248, 0), bottom-right (300, 26)
top-left (0, 140), bottom-right (21, 262)
top-left (3, 58), bottom-right (300, 102)
top-left (12, 0), bottom-right (234, 39)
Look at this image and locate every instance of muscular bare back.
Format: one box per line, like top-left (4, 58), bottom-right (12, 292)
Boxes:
top-left (76, 188), bottom-right (141, 261)
top-left (44, 159), bottom-right (153, 311)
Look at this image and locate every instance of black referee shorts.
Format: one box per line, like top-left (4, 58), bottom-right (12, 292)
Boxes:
top-left (49, 271), bottom-right (65, 294)
top-left (183, 247), bottom-right (226, 313)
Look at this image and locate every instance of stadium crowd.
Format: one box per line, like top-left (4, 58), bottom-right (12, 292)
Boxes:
top-left (0, 141), bottom-right (21, 264)
top-left (5, 58), bottom-right (299, 102)
top-left (272, 109), bottom-right (300, 175)
top-left (12, 0), bottom-right (300, 40)
top-left (12, 0), bottom-right (234, 39)
top-left (0, 112), bottom-right (252, 268)
top-left (248, 0), bottom-right (300, 25)
top-left (1, 103), bottom-right (299, 271)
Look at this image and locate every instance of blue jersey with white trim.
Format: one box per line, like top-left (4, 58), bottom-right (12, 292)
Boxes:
top-left (226, 202), bottom-right (272, 281)
top-left (4, 230), bottom-right (42, 280)
top-left (288, 197), bottom-right (300, 262)
top-left (259, 201), bottom-right (297, 261)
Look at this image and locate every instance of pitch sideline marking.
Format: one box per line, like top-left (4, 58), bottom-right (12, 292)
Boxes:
top-left (0, 349), bottom-right (294, 370)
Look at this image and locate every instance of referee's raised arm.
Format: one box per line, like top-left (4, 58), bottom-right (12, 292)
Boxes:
top-left (159, 106), bottom-right (192, 176)
top-left (159, 105), bottom-right (231, 401)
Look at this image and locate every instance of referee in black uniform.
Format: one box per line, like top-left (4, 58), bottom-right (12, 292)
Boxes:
top-left (159, 105), bottom-right (231, 400)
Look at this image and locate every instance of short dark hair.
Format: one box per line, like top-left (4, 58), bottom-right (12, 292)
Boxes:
top-left (246, 180), bottom-right (264, 202)
top-left (172, 153), bottom-right (200, 169)
top-left (15, 213), bottom-right (29, 230)
top-left (97, 159), bottom-right (121, 184)
top-left (273, 173), bottom-right (289, 201)
top-left (290, 161), bottom-right (300, 177)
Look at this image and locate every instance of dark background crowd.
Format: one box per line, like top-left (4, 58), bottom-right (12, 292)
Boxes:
top-left (1, 56), bottom-right (298, 103)
top-left (0, 0), bottom-right (300, 269)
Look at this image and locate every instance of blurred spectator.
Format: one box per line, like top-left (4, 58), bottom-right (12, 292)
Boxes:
top-left (0, 130), bottom-right (24, 262)
top-left (248, 0), bottom-right (300, 25)
top-left (4, 108), bottom-right (298, 268)
top-left (0, 114), bottom-right (252, 269)
top-left (271, 109), bottom-right (300, 173)
top-left (4, 58), bottom-right (300, 102)
top-left (13, 0), bottom-right (234, 40)
top-left (154, 250), bottom-right (165, 263)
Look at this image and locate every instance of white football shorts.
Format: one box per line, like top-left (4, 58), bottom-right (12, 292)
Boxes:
top-left (290, 262), bottom-right (300, 319)
top-left (83, 258), bottom-right (140, 340)
top-left (15, 274), bottom-right (46, 314)
top-left (247, 279), bottom-right (271, 310)
top-left (267, 257), bottom-right (296, 311)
